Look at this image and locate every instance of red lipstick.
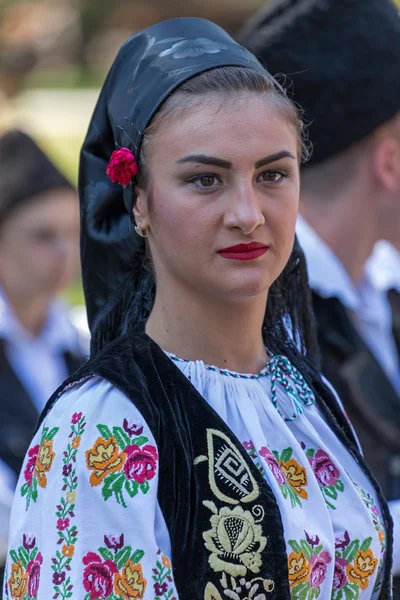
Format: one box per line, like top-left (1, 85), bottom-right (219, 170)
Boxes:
top-left (217, 242), bottom-right (269, 261)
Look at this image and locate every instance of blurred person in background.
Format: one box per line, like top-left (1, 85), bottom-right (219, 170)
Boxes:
top-left (240, 0), bottom-right (400, 588)
top-left (0, 130), bottom-right (87, 580)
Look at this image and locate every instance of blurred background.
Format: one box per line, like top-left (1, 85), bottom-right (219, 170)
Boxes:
top-left (1, 0), bottom-right (400, 595)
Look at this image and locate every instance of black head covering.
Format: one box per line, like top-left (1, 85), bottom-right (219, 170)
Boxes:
top-left (0, 130), bottom-right (74, 225)
top-left (238, 0), bottom-right (400, 166)
top-left (80, 17), bottom-right (276, 350)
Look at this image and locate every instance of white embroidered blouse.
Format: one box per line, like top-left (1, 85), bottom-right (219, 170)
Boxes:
top-left (4, 354), bottom-right (386, 600)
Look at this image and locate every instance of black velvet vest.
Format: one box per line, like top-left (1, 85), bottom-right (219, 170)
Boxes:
top-left (39, 330), bottom-right (394, 600)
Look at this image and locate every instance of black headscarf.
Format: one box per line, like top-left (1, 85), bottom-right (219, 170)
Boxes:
top-left (79, 17), bottom-right (276, 353)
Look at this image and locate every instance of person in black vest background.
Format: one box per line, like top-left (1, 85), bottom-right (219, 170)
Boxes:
top-left (0, 130), bottom-right (87, 577)
top-left (239, 0), bottom-right (400, 588)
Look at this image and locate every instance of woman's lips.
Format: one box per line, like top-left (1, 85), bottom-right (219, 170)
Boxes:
top-left (217, 242), bottom-right (269, 261)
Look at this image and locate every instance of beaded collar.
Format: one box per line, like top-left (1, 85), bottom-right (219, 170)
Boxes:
top-left (167, 352), bottom-right (315, 423)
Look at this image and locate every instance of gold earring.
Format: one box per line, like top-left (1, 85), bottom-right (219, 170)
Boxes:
top-left (134, 222), bottom-right (150, 238)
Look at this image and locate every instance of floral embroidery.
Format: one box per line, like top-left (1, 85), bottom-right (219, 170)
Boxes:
top-left (8, 535), bottom-right (42, 599)
top-left (85, 421), bottom-right (158, 507)
top-left (203, 503), bottom-right (267, 577)
top-left (332, 531), bottom-right (378, 599)
top-left (243, 442), bottom-right (266, 478)
top-left (288, 534), bottom-right (331, 599)
top-left (152, 550), bottom-right (177, 600)
top-left (159, 38), bottom-right (228, 59)
top-left (198, 430), bottom-right (274, 600)
top-left (20, 426), bottom-right (59, 509)
top-left (82, 535), bottom-right (146, 599)
top-left (52, 412), bottom-right (86, 599)
top-left (260, 446), bottom-right (308, 508)
top-left (303, 445), bottom-right (344, 510)
top-left (350, 483), bottom-right (386, 594)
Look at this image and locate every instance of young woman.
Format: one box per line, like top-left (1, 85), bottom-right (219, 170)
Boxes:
top-left (4, 18), bottom-right (392, 600)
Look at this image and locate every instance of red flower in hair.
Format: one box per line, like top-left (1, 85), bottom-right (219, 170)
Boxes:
top-left (106, 148), bottom-right (138, 186)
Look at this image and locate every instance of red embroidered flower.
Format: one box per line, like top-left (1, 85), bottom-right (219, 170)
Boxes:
top-left (82, 552), bottom-right (118, 599)
top-left (27, 552), bottom-right (43, 598)
top-left (24, 445), bottom-right (39, 486)
top-left (106, 148), bottom-right (138, 186)
top-left (53, 571), bottom-right (66, 585)
top-left (123, 418), bottom-right (143, 437)
top-left (104, 534), bottom-right (124, 552)
top-left (72, 412), bottom-right (82, 424)
top-left (123, 444), bottom-right (158, 484)
top-left (154, 582), bottom-right (168, 595)
top-left (23, 534), bottom-right (36, 551)
top-left (57, 518), bottom-right (70, 531)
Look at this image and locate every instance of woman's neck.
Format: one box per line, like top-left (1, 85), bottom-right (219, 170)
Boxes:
top-left (146, 285), bottom-right (269, 374)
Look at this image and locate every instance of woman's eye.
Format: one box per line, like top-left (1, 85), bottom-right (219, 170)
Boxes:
top-left (188, 174), bottom-right (222, 190)
top-left (258, 170), bottom-right (288, 183)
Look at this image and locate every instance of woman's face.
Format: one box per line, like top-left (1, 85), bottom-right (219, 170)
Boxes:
top-left (134, 95), bottom-right (300, 303)
top-left (0, 188), bottom-right (80, 301)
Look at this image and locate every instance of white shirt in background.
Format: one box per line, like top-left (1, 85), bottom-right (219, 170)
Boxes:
top-left (296, 216), bottom-right (400, 396)
top-left (296, 215), bottom-right (400, 574)
top-left (367, 240), bottom-right (400, 294)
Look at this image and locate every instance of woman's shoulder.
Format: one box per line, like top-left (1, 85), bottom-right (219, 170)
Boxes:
top-left (49, 376), bottom-right (139, 424)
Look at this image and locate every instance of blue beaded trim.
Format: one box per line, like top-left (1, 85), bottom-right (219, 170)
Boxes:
top-left (167, 352), bottom-right (315, 422)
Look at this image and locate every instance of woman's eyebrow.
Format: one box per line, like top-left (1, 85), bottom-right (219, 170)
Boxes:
top-left (254, 151), bottom-right (296, 168)
top-left (176, 154), bottom-right (232, 169)
top-left (176, 150), bottom-right (296, 170)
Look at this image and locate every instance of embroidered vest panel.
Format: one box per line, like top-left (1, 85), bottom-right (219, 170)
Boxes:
top-left (38, 330), bottom-right (393, 600)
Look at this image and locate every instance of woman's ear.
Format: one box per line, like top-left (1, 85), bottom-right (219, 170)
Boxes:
top-left (132, 186), bottom-right (149, 228)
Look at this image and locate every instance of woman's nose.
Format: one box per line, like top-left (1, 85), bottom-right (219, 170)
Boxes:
top-left (224, 183), bottom-right (265, 234)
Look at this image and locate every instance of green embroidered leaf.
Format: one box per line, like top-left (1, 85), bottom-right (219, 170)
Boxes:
top-left (360, 537), bottom-right (372, 552)
top-left (30, 547), bottom-right (38, 561)
top-left (336, 479), bottom-right (345, 492)
top-left (10, 550), bottom-right (18, 564)
top-left (42, 427), bottom-right (49, 441)
top-left (45, 427), bottom-right (59, 441)
top-left (288, 540), bottom-right (302, 554)
top-left (97, 424), bottom-right (112, 439)
top-left (131, 549), bottom-right (145, 564)
top-left (140, 480), bottom-right (150, 494)
top-left (335, 589), bottom-right (344, 600)
top-left (305, 448), bottom-right (315, 458)
top-left (314, 545), bottom-right (323, 555)
top-left (112, 474), bottom-right (125, 494)
top-left (323, 486), bottom-right (338, 500)
top-left (131, 435), bottom-right (148, 447)
top-left (124, 479), bottom-right (139, 498)
top-left (325, 498), bottom-right (336, 511)
top-left (343, 583), bottom-right (357, 600)
top-left (31, 482), bottom-right (38, 503)
top-left (20, 483), bottom-right (29, 497)
top-left (113, 427), bottom-right (130, 449)
top-left (343, 539), bottom-right (360, 562)
top-left (99, 547), bottom-right (115, 562)
top-left (280, 447), bottom-right (293, 463)
top-left (272, 450), bottom-right (280, 462)
top-left (116, 546), bottom-right (132, 570)
top-left (281, 485), bottom-right (288, 499)
top-left (300, 540), bottom-right (312, 560)
top-left (17, 546), bottom-right (29, 568)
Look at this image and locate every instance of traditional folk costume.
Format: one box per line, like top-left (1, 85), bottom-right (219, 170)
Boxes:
top-left (240, 0), bottom-right (400, 590)
top-left (3, 18), bottom-right (393, 600)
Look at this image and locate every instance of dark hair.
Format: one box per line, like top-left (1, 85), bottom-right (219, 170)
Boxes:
top-left (98, 67), bottom-right (320, 387)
